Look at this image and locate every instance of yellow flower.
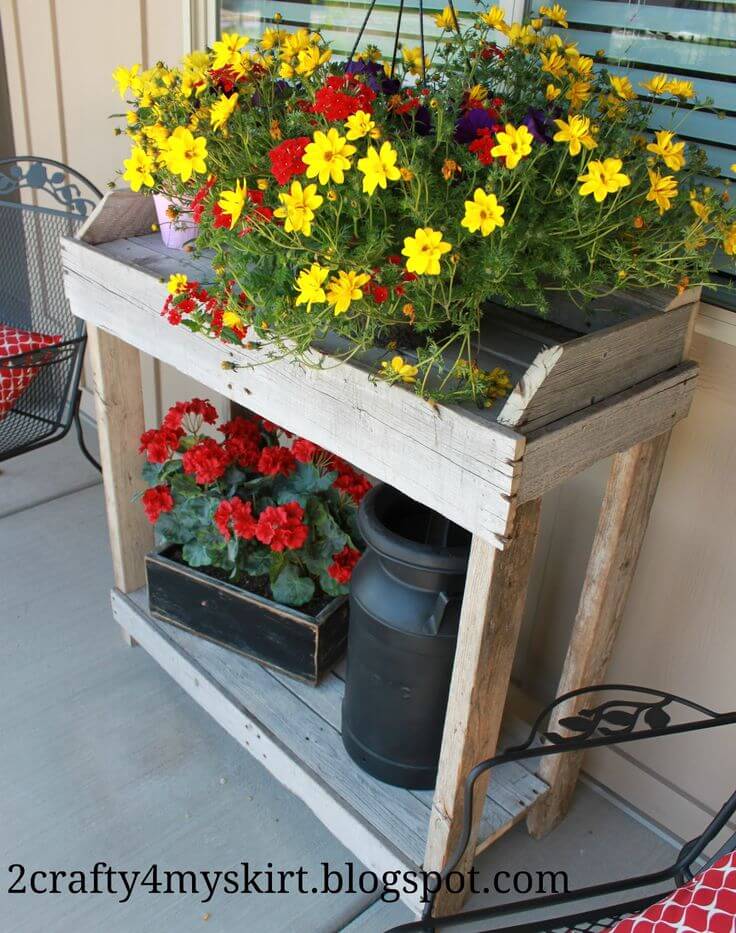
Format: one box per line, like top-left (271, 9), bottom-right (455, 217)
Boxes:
top-left (326, 270), bottom-right (371, 315)
top-left (112, 64), bottom-right (140, 98)
top-left (553, 115), bottom-right (597, 156)
top-left (260, 27), bottom-right (286, 50)
top-left (345, 110), bottom-right (379, 141)
top-left (490, 123), bottom-right (534, 169)
top-left (122, 147), bottom-right (155, 192)
top-left (465, 84), bottom-right (488, 106)
top-left (303, 129), bottom-right (356, 185)
top-left (606, 75), bottom-right (635, 101)
top-left (279, 61), bottom-right (296, 80)
top-left (217, 179), bottom-right (248, 230)
top-left (723, 224), bottom-right (736, 256)
top-left (402, 46), bottom-right (430, 75)
top-left (539, 3), bottom-right (569, 27)
top-left (143, 124), bottom-right (170, 150)
top-left (505, 23), bottom-right (537, 46)
top-left (573, 55), bottom-right (594, 77)
top-left (540, 51), bottom-right (567, 80)
top-left (274, 180), bottom-right (324, 236)
top-left (211, 32), bottom-right (250, 70)
top-left (167, 273), bottom-right (188, 295)
top-left (441, 159), bottom-right (461, 181)
top-left (210, 93), bottom-right (238, 133)
top-left (400, 167), bottom-right (414, 181)
top-left (566, 80), bottom-right (592, 110)
top-left (294, 263), bottom-right (329, 310)
top-left (577, 158), bottom-right (631, 202)
top-left (640, 73), bottom-right (669, 96)
top-left (689, 195), bottom-right (711, 223)
top-left (222, 311), bottom-right (243, 329)
top-left (434, 6), bottom-right (458, 30)
top-left (381, 355), bottom-right (419, 384)
top-left (665, 79), bottom-right (695, 100)
top-left (545, 83), bottom-right (562, 102)
top-left (357, 142), bottom-right (401, 195)
top-left (647, 130), bottom-right (686, 172)
top-left (164, 127), bottom-right (208, 182)
top-left (646, 169), bottom-right (678, 215)
top-left (401, 227), bottom-right (452, 276)
top-left (479, 5), bottom-right (506, 29)
top-left (461, 189), bottom-right (505, 237)
top-left (257, 177), bottom-right (269, 190)
top-left (296, 45), bottom-right (331, 76)
top-left (731, 163), bottom-right (736, 174)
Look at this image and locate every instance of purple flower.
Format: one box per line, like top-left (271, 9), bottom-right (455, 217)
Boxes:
top-left (345, 59), bottom-right (384, 92)
top-left (522, 108), bottom-right (552, 145)
top-left (455, 108), bottom-right (497, 144)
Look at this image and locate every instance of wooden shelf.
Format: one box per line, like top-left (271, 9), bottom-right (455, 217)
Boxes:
top-left (112, 587), bottom-right (548, 913)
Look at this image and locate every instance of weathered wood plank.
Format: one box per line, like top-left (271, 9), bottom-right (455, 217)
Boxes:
top-left (526, 432), bottom-right (672, 839)
top-left (517, 362), bottom-right (698, 504)
top-left (499, 300), bottom-right (699, 432)
top-left (62, 235), bottom-right (524, 546)
top-left (424, 500), bottom-right (542, 916)
top-left (77, 190), bottom-right (157, 245)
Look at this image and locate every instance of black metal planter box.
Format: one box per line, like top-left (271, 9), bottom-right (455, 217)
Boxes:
top-left (145, 547), bottom-right (348, 684)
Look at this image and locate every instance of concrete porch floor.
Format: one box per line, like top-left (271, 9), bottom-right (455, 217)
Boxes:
top-left (0, 431), bottom-right (681, 932)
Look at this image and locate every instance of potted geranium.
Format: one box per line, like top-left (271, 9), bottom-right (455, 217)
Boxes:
top-left (114, 6), bottom-right (736, 404)
top-left (139, 398), bottom-right (370, 683)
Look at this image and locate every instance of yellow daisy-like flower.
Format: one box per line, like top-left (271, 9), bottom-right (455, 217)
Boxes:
top-left (167, 273), bottom-right (188, 295)
top-left (296, 45), bottom-right (332, 76)
top-left (553, 115), bottom-right (597, 156)
top-left (164, 127), bottom-right (208, 182)
top-left (381, 355), bottom-right (419, 384)
top-left (540, 51), bottom-right (567, 80)
top-left (640, 73), bottom-right (669, 96)
top-left (260, 27), bottom-right (286, 50)
top-left (646, 169), bottom-right (678, 215)
top-left (689, 195), bottom-right (711, 223)
top-left (402, 46), bottom-right (430, 75)
top-left (294, 263), bottom-right (330, 310)
top-left (566, 80), bottom-right (592, 110)
top-left (609, 75), bottom-right (636, 101)
top-left (723, 224), bottom-right (736, 257)
top-left (222, 311), bottom-right (243, 329)
top-left (401, 227), bottom-right (452, 276)
top-left (274, 180), bottom-right (324, 236)
top-left (490, 123), bottom-right (534, 169)
top-left (577, 158), bottom-right (631, 202)
top-left (573, 56), bottom-right (594, 77)
top-left (461, 189), bottom-right (505, 237)
top-left (545, 83), bottom-right (562, 102)
top-left (345, 110), bottom-right (379, 141)
top-left (211, 32), bottom-right (250, 70)
top-left (479, 5), bottom-right (506, 29)
top-left (539, 3), bottom-right (568, 27)
top-left (210, 93), bottom-right (238, 133)
top-left (303, 129), bottom-right (356, 185)
top-left (434, 6), bottom-right (458, 30)
top-left (665, 79), bottom-right (695, 100)
top-left (326, 270), bottom-right (371, 315)
top-left (112, 64), bottom-right (140, 98)
top-left (357, 142), bottom-right (401, 196)
top-left (465, 84), bottom-right (488, 106)
top-left (646, 130), bottom-right (686, 172)
top-left (122, 146), bottom-right (155, 192)
top-left (217, 179), bottom-right (248, 230)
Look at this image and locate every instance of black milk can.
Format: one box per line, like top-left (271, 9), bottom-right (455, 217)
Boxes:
top-left (342, 483), bottom-right (471, 789)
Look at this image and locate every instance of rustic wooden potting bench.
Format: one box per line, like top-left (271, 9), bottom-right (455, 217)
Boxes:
top-left (61, 190), bottom-right (700, 916)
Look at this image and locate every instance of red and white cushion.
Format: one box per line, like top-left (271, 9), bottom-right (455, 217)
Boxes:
top-left (0, 324), bottom-right (62, 419)
top-left (609, 850), bottom-right (736, 932)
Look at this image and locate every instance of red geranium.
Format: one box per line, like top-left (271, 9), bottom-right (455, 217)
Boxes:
top-left (255, 502), bottom-right (309, 552)
top-left (214, 496), bottom-right (258, 541)
top-left (291, 438), bottom-right (320, 463)
top-left (257, 445), bottom-right (296, 476)
top-left (142, 484), bottom-right (175, 523)
top-left (269, 136), bottom-right (310, 186)
top-left (313, 76), bottom-right (375, 121)
top-left (164, 398), bottom-right (218, 431)
top-left (327, 545), bottom-right (361, 583)
top-left (182, 437), bottom-right (231, 484)
top-left (139, 426), bottom-right (183, 463)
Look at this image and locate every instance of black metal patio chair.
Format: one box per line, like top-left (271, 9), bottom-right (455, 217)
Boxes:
top-left (0, 156), bottom-right (102, 469)
top-left (389, 685), bottom-right (736, 932)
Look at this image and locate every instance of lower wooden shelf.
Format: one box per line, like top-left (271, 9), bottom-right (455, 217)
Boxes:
top-left (112, 587), bottom-right (549, 913)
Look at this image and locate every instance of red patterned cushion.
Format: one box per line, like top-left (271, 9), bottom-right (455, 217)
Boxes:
top-left (0, 324), bottom-right (62, 419)
top-left (609, 851), bottom-right (736, 933)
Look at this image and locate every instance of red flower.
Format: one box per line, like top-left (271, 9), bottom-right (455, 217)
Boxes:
top-left (191, 175), bottom-right (216, 223)
top-left (291, 438), bottom-right (320, 463)
top-left (224, 435), bottom-right (261, 468)
top-left (255, 501), bottom-right (309, 552)
top-left (214, 496), bottom-right (257, 541)
top-left (329, 458), bottom-right (372, 503)
top-left (269, 136), bottom-right (310, 186)
top-left (139, 426), bottom-right (182, 463)
top-left (181, 437), bottom-right (230, 484)
top-left (327, 545), bottom-right (361, 584)
top-left (212, 203), bottom-right (232, 229)
top-left (468, 126), bottom-right (500, 166)
top-left (313, 76), bottom-right (375, 121)
top-left (257, 445), bottom-right (296, 477)
top-left (387, 254), bottom-right (403, 266)
top-left (371, 284), bottom-right (389, 304)
top-left (164, 398), bottom-right (218, 431)
top-left (220, 416), bottom-right (261, 441)
top-left (142, 484), bottom-right (175, 523)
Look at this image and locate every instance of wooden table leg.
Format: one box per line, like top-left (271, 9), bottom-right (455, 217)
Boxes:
top-left (424, 498), bottom-right (542, 916)
top-left (527, 431), bottom-right (672, 839)
top-left (86, 324), bottom-right (154, 645)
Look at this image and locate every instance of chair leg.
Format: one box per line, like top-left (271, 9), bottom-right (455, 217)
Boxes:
top-left (74, 391), bottom-right (101, 472)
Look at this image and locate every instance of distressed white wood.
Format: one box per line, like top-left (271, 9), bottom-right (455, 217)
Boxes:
top-left (112, 587), bottom-right (549, 913)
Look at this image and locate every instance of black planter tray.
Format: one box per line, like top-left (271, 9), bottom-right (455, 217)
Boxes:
top-left (145, 546), bottom-right (348, 684)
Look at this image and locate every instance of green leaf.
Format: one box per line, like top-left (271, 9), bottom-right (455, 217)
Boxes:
top-left (240, 549), bottom-right (271, 577)
top-left (319, 568), bottom-right (349, 599)
top-left (182, 539), bottom-right (213, 567)
top-left (275, 463), bottom-right (336, 506)
top-left (271, 563), bottom-right (315, 608)
top-left (142, 460), bottom-right (164, 484)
